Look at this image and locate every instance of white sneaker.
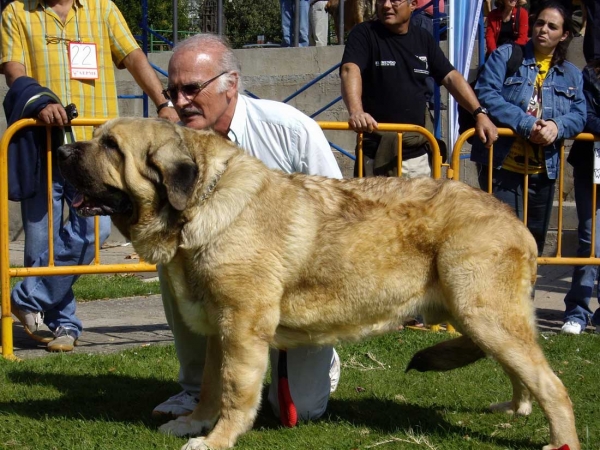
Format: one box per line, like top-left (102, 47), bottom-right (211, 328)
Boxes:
top-left (561, 321), bottom-right (583, 335)
top-left (151, 391), bottom-right (198, 419)
top-left (329, 348), bottom-right (341, 393)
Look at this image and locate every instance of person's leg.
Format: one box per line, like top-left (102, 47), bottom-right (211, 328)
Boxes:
top-left (268, 346), bottom-right (333, 421)
top-left (522, 173), bottom-right (556, 257)
top-left (477, 165), bottom-right (523, 216)
top-left (310, 1), bottom-right (329, 46)
top-left (563, 166), bottom-right (598, 330)
top-left (353, 137), bottom-right (378, 178)
top-left (477, 167), bottom-right (555, 256)
top-left (9, 164), bottom-right (56, 341)
top-left (280, 0), bottom-right (293, 47)
top-left (298, 0), bottom-right (311, 47)
top-left (401, 154), bottom-right (432, 179)
top-left (159, 266), bottom-right (207, 395)
top-left (153, 266), bottom-right (207, 417)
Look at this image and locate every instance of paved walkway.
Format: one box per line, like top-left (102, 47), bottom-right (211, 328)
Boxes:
top-left (2, 240), bottom-right (585, 360)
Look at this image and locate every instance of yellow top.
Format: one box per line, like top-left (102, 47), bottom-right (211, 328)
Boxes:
top-left (1, 0), bottom-right (139, 139)
top-left (502, 51), bottom-right (553, 174)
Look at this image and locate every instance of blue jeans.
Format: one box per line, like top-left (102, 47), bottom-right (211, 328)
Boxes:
top-left (280, 0), bottom-right (309, 47)
top-left (563, 165), bottom-right (600, 327)
top-left (477, 165), bottom-right (556, 257)
top-left (10, 155), bottom-right (111, 338)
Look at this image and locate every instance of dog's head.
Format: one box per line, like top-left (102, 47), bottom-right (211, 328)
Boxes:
top-left (57, 117), bottom-right (229, 261)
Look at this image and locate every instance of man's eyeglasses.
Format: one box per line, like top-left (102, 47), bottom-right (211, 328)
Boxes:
top-left (45, 35), bottom-right (80, 45)
top-left (376, 0), bottom-right (409, 6)
top-left (163, 71), bottom-right (228, 101)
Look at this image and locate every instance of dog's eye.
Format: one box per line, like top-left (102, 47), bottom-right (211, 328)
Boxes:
top-left (102, 136), bottom-right (120, 153)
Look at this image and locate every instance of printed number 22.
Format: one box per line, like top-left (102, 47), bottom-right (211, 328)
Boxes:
top-left (71, 45), bottom-right (92, 66)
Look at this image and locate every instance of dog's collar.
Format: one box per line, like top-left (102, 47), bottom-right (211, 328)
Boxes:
top-left (199, 160), bottom-right (228, 204)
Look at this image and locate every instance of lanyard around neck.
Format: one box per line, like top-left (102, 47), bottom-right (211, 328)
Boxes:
top-left (43, 0), bottom-right (81, 44)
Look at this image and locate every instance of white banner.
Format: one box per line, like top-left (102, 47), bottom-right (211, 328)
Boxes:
top-left (448, 0), bottom-right (483, 153)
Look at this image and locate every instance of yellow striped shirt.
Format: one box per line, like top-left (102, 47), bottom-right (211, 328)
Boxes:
top-left (1, 0), bottom-right (139, 139)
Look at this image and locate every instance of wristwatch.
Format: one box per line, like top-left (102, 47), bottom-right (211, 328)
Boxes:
top-left (472, 106), bottom-right (488, 119)
top-left (156, 100), bottom-right (174, 114)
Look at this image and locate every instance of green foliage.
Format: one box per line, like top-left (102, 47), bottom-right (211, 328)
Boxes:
top-left (113, 0), bottom-right (196, 42)
top-left (1, 332), bottom-right (598, 449)
top-left (113, 0), bottom-right (282, 50)
top-left (223, 0), bottom-right (282, 48)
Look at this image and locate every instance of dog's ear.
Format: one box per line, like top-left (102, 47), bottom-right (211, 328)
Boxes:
top-left (149, 143), bottom-right (198, 211)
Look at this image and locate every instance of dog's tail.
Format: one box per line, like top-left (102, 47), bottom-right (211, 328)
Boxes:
top-left (405, 335), bottom-right (486, 373)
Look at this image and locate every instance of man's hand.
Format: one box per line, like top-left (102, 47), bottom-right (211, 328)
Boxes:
top-left (158, 106), bottom-right (180, 123)
top-left (475, 114), bottom-right (499, 148)
top-left (529, 119), bottom-right (558, 146)
top-left (348, 111), bottom-right (378, 133)
top-left (37, 104), bottom-right (69, 126)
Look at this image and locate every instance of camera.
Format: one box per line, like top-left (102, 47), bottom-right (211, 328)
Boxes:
top-left (65, 103), bottom-right (78, 121)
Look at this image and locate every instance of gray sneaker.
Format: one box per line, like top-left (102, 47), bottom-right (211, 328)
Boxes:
top-left (11, 302), bottom-right (54, 343)
top-left (46, 326), bottom-right (78, 352)
top-left (152, 391), bottom-right (198, 419)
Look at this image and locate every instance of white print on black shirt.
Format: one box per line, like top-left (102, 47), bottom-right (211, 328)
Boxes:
top-left (414, 55), bottom-right (430, 75)
top-left (375, 61), bottom-right (397, 66)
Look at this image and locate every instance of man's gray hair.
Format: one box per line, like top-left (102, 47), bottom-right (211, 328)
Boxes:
top-left (172, 33), bottom-right (244, 93)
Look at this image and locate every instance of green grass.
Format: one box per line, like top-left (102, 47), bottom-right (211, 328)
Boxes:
top-left (71, 274), bottom-right (161, 301)
top-left (8, 273), bottom-right (161, 301)
top-left (1, 331), bottom-right (598, 450)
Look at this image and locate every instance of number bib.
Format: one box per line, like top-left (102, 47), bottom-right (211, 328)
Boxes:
top-left (68, 42), bottom-right (99, 79)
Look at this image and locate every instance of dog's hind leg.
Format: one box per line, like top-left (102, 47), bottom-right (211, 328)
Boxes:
top-left (454, 294), bottom-right (579, 450)
top-left (489, 367), bottom-right (532, 416)
top-left (474, 327), bottom-right (578, 450)
top-left (441, 247), bottom-right (579, 449)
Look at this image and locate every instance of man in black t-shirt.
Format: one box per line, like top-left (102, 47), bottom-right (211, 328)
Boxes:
top-left (341, 0), bottom-right (497, 178)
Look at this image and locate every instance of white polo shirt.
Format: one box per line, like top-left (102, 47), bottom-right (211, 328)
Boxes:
top-left (227, 94), bottom-right (342, 179)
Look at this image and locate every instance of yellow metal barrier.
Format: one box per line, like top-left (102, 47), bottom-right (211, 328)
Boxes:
top-left (1, 119), bottom-right (157, 359)
top-left (452, 128), bottom-right (600, 266)
top-left (1, 120), bottom-right (449, 359)
top-left (316, 122), bottom-right (443, 180)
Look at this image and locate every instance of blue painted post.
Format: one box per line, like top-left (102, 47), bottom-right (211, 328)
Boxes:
top-left (141, 0), bottom-right (149, 117)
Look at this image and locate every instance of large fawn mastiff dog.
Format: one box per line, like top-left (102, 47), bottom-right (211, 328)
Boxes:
top-left (57, 118), bottom-right (578, 450)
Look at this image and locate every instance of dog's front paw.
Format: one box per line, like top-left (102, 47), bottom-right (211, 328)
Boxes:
top-left (159, 416), bottom-right (211, 437)
top-left (181, 437), bottom-right (211, 450)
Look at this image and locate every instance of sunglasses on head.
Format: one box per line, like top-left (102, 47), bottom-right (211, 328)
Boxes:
top-left (163, 71), bottom-right (229, 101)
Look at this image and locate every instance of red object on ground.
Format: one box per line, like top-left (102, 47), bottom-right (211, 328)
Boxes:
top-left (277, 350), bottom-right (298, 427)
top-left (553, 445), bottom-right (570, 450)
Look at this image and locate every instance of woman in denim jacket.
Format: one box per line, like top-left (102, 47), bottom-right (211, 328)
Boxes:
top-left (471, 1), bottom-right (586, 256)
top-left (561, 59), bottom-right (600, 335)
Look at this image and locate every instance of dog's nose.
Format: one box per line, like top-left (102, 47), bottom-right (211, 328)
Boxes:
top-left (56, 144), bottom-right (76, 161)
